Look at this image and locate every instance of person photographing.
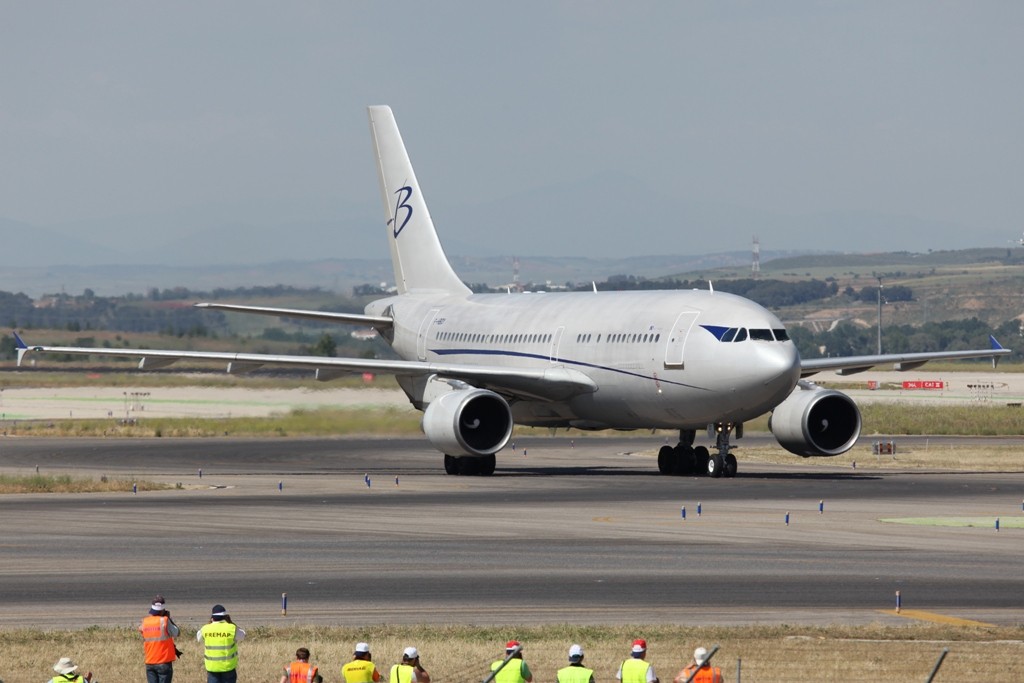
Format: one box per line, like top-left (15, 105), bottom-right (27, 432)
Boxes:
top-left (390, 647), bottom-right (430, 683)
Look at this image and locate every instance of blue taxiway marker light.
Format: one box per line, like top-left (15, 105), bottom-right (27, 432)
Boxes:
top-left (365, 475), bottom-right (371, 489)
top-left (281, 592), bottom-right (287, 616)
top-left (819, 500), bottom-right (824, 514)
top-left (198, 468), bottom-right (203, 478)
top-left (995, 517), bottom-right (1000, 532)
top-left (785, 511), bottom-right (790, 526)
top-left (132, 482), bottom-right (137, 495)
top-left (278, 481), bottom-right (283, 492)
top-left (395, 475), bottom-right (400, 487)
top-left (896, 590), bottom-right (902, 613)
top-left (680, 506), bottom-right (686, 520)
top-left (697, 502), bottom-right (702, 517)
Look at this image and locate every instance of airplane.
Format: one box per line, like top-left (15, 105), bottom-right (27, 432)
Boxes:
top-left (15, 105), bottom-right (1011, 479)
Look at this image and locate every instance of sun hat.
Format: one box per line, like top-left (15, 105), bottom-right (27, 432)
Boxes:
top-left (569, 644), bottom-right (584, 661)
top-left (53, 658), bottom-right (79, 675)
top-left (694, 647), bottom-right (708, 665)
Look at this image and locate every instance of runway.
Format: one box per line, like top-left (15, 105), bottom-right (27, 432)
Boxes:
top-left (1, 435), bottom-right (1022, 630)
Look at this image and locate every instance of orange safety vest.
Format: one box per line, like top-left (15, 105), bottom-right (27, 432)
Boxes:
top-left (140, 614), bottom-right (177, 664)
top-left (286, 660), bottom-right (318, 683)
top-left (680, 664), bottom-right (722, 683)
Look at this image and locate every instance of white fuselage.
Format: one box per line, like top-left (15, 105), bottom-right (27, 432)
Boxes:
top-left (368, 288), bottom-right (801, 430)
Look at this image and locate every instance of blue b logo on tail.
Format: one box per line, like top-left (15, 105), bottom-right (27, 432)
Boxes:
top-left (388, 186), bottom-right (414, 238)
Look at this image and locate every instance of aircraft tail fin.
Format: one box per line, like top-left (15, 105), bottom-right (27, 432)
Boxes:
top-left (368, 106), bottom-right (470, 296)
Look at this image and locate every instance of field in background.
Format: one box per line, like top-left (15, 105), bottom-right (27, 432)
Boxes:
top-left (5, 624), bottom-right (1023, 683)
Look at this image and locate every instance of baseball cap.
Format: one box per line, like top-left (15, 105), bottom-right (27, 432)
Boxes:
top-left (505, 640), bottom-right (521, 651)
top-left (211, 604), bottom-right (228, 620)
top-left (355, 642), bottom-right (370, 654)
top-left (631, 639), bottom-right (647, 654)
top-left (569, 644), bottom-right (584, 661)
top-left (403, 646), bottom-right (419, 659)
top-left (694, 647), bottom-right (708, 665)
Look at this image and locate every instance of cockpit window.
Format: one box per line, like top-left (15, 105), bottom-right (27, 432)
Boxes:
top-left (773, 328), bottom-right (790, 341)
top-left (721, 328), bottom-right (737, 342)
top-left (749, 328), bottom-right (774, 341)
top-left (733, 328), bottom-right (748, 342)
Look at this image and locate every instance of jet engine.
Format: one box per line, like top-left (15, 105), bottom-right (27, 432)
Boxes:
top-left (769, 383), bottom-right (861, 457)
top-left (421, 388), bottom-right (514, 457)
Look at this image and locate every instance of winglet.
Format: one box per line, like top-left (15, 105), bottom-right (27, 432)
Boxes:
top-left (13, 331), bottom-right (31, 367)
top-left (990, 335), bottom-right (1004, 369)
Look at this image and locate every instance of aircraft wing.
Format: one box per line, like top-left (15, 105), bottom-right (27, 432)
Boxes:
top-left (13, 334), bottom-right (595, 403)
top-left (193, 303), bottom-right (393, 330)
top-left (799, 336), bottom-right (1011, 377)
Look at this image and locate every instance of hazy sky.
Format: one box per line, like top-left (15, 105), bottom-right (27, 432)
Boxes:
top-left (2, 2), bottom-right (1023, 264)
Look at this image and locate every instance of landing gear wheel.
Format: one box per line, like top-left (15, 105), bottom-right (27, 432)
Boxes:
top-left (724, 453), bottom-right (738, 478)
top-left (657, 445), bottom-right (675, 475)
top-left (673, 445), bottom-right (695, 475)
top-left (478, 454), bottom-right (496, 476)
top-left (693, 446), bottom-right (710, 476)
top-left (444, 454), bottom-right (458, 475)
top-left (708, 453), bottom-right (725, 478)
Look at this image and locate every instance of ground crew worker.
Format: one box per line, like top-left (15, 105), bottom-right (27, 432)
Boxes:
top-left (139, 594), bottom-right (180, 683)
top-left (617, 639), bottom-right (659, 683)
top-left (557, 644), bottom-right (594, 683)
top-left (390, 646), bottom-right (431, 683)
top-left (343, 642), bottom-right (382, 682)
top-left (280, 647), bottom-right (321, 683)
top-left (673, 647), bottom-right (722, 683)
top-left (47, 658), bottom-right (93, 683)
top-left (489, 640), bottom-right (533, 683)
top-left (196, 604), bottom-right (246, 683)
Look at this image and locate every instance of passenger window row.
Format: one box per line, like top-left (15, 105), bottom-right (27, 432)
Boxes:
top-left (438, 331), bottom-right (553, 345)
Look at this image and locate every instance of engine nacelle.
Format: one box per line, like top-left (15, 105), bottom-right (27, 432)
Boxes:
top-left (770, 385), bottom-right (861, 457)
top-left (421, 388), bottom-right (513, 457)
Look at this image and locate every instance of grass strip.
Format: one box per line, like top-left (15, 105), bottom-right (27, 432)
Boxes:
top-left (3, 624), bottom-right (1022, 682)
top-left (0, 473), bottom-right (168, 494)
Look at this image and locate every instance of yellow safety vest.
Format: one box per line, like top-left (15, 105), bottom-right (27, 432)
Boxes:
top-left (343, 659), bottom-right (379, 682)
top-left (557, 664), bottom-right (594, 683)
top-left (200, 622), bottom-right (238, 672)
top-left (621, 658), bottom-right (652, 683)
top-left (491, 658), bottom-right (528, 683)
top-left (390, 663), bottom-right (415, 683)
top-left (49, 677), bottom-right (86, 683)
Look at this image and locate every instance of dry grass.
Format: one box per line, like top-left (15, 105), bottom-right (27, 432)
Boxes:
top-left (6, 624), bottom-right (1024, 683)
top-left (0, 473), bottom-right (169, 494)
top-left (734, 442), bottom-right (1024, 472)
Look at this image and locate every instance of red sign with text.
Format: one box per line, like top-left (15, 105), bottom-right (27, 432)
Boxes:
top-left (902, 380), bottom-right (945, 390)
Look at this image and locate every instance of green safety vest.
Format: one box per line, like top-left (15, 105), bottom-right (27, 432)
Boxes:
top-left (620, 658), bottom-right (651, 683)
top-left (201, 622), bottom-right (239, 672)
top-left (491, 658), bottom-right (527, 683)
top-left (557, 664), bottom-right (594, 683)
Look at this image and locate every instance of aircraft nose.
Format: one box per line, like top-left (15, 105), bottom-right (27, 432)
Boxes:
top-left (759, 342), bottom-right (801, 388)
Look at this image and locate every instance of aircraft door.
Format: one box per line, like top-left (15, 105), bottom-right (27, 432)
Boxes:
top-left (664, 311), bottom-right (699, 368)
top-left (549, 326), bottom-right (565, 363)
top-left (417, 308), bottom-right (441, 361)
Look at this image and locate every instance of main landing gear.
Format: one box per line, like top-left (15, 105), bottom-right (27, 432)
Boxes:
top-left (658, 424), bottom-right (738, 478)
top-left (444, 453), bottom-right (496, 476)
